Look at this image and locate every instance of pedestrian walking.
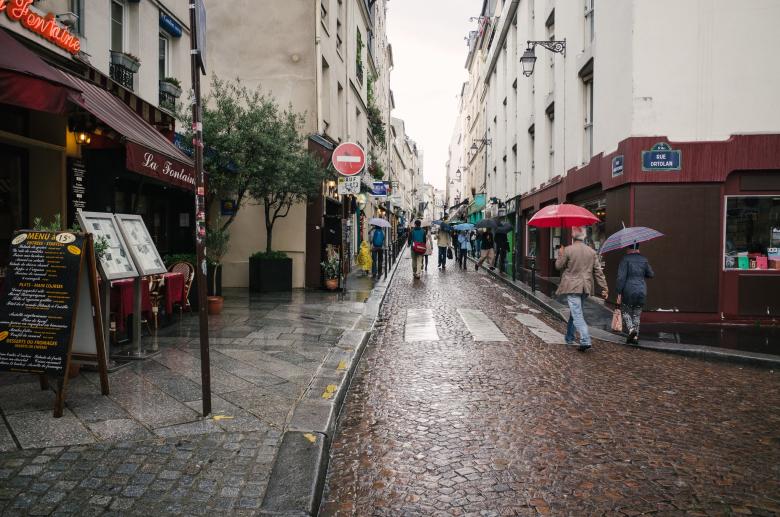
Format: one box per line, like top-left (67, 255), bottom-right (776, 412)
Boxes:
top-left (494, 230), bottom-right (509, 272)
top-left (368, 225), bottom-right (385, 280)
top-left (616, 244), bottom-right (654, 344)
top-left (555, 226), bottom-right (609, 351)
top-left (470, 231), bottom-right (478, 258)
top-left (357, 240), bottom-right (372, 276)
top-left (436, 223), bottom-right (451, 269)
top-left (475, 229), bottom-right (495, 270)
top-left (408, 220), bottom-right (426, 279)
top-left (424, 228), bottom-right (433, 271)
top-left (457, 231), bottom-right (471, 270)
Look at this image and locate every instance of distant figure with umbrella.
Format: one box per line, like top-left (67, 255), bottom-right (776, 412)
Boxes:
top-left (494, 222), bottom-right (512, 272)
top-left (556, 226), bottom-right (609, 351)
top-left (436, 219), bottom-right (452, 269)
top-left (475, 228), bottom-right (496, 271)
top-left (457, 230), bottom-right (472, 270)
top-left (602, 226), bottom-right (662, 345)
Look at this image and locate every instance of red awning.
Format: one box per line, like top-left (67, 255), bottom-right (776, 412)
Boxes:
top-left (0, 28), bottom-right (80, 114)
top-left (57, 70), bottom-right (196, 191)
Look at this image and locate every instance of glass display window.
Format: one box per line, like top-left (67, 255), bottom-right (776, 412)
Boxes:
top-left (724, 196), bottom-right (780, 270)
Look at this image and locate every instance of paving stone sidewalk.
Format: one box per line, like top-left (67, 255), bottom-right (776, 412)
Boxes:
top-left (0, 287), bottom-right (374, 515)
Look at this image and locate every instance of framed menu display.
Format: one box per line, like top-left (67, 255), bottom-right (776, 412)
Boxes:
top-left (114, 214), bottom-right (167, 276)
top-left (77, 211), bottom-right (139, 281)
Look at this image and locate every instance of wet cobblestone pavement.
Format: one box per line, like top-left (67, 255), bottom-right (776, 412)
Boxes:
top-left (321, 257), bottom-right (780, 516)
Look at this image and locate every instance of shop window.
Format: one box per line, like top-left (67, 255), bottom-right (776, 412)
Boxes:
top-left (527, 223), bottom-right (539, 258)
top-left (580, 198), bottom-right (606, 251)
top-left (582, 76), bottom-right (593, 164)
top-left (724, 196), bottom-right (780, 270)
top-left (584, 0), bottom-right (594, 46)
top-left (110, 0), bottom-right (124, 52)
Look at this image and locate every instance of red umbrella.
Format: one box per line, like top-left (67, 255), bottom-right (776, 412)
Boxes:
top-left (527, 204), bottom-right (600, 228)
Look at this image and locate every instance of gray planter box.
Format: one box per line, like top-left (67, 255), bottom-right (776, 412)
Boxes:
top-left (110, 51), bottom-right (140, 72)
top-left (159, 80), bottom-right (182, 98)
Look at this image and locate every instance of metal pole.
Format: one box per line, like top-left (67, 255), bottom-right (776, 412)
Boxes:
top-left (531, 258), bottom-right (537, 293)
top-left (189, 1), bottom-right (211, 417)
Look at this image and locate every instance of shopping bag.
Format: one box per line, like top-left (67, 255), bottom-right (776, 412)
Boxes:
top-left (447, 247), bottom-right (454, 260)
top-left (611, 295), bottom-right (623, 332)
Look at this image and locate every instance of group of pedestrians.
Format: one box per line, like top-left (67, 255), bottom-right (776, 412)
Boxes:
top-left (405, 218), bottom-right (654, 351)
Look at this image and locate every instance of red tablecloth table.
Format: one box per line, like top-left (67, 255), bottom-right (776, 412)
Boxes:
top-left (110, 278), bottom-right (151, 332)
top-left (162, 272), bottom-right (185, 315)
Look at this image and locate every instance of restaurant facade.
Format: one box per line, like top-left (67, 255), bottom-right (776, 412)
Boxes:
top-left (516, 134), bottom-right (780, 322)
top-left (0, 0), bottom-right (196, 277)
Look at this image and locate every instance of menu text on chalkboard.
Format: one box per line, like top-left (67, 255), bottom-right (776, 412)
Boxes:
top-left (0, 231), bottom-right (84, 374)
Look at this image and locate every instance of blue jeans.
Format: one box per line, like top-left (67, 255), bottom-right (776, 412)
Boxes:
top-left (438, 246), bottom-right (447, 267)
top-left (565, 293), bottom-right (591, 346)
top-left (371, 248), bottom-right (383, 278)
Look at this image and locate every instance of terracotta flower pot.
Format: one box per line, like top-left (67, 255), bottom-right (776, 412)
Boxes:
top-left (207, 295), bottom-right (224, 315)
top-left (324, 278), bottom-right (339, 290)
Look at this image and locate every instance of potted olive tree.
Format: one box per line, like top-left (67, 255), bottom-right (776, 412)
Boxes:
top-left (205, 227), bottom-right (229, 315)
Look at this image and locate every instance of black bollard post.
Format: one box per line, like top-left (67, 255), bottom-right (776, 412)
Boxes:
top-left (530, 258), bottom-right (537, 293)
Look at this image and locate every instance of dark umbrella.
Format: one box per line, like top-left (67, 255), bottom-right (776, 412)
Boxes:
top-left (599, 226), bottom-right (664, 254)
top-left (475, 218), bottom-right (498, 229)
top-left (495, 223), bottom-right (513, 234)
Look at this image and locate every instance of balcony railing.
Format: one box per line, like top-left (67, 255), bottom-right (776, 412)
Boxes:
top-left (109, 63), bottom-right (135, 91)
top-left (159, 91), bottom-right (177, 112)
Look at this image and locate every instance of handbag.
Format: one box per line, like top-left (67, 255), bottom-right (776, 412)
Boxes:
top-left (611, 295), bottom-right (623, 332)
top-left (412, 241), bottom-right (426, 254)
top-left (447, 247), bottom-right (454, 259)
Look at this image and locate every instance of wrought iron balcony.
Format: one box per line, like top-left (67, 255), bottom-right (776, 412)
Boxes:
top-left (109, 63), bottom-right (134, 91)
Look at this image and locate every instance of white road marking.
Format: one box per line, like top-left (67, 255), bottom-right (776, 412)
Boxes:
top-left (335, 155), bottom-right (361, 163)
top-left (405, 309), bottom-right (439, 341)
top-left (514, 313), bottom-right (566, 344)
top-left (458, 309), bottom-right (508, 342)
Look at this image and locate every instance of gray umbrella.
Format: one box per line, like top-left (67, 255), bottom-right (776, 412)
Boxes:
top-left (495, 223), bottom-right (513, 234)
top-left (475, 218), bottom-right (498, 229)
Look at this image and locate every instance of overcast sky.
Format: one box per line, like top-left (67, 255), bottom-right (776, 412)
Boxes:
top-left (386, 0), bottom-right (478, 190)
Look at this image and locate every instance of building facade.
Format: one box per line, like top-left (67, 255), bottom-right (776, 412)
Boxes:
top-left (205, 0), bottom-right (419, 289)
top-left (450, 0), bottom-right (780, 320)
top-left (0, 0), bottom-right (195, 273)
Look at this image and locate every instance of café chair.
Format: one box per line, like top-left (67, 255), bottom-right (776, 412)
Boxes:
top-left (168, 261), bottom-right (195, 315)
top-left (147, 274), bottom-right (165, 330)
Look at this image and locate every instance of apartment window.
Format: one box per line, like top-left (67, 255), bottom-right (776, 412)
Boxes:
top-left (110, 0), bottom-right (124, 52)
top-left (584, 0), bottom-right (594, 46)
top-left (337, 82), bottom-right (344, 135)
top-left (159, 35), bottom-right (169, 80)
top-left (69, 0), bottom-right (84, 35)
top-left (356, 29), bottom-right (364, 84)
top-left (547, 28), bottom-right (555, 94)
top-left (583, 76), bottom-right (594, 163)
top-left (529, 124), bottom-right (536, 186)
top-left (548, 118), bottom-right (555, 176)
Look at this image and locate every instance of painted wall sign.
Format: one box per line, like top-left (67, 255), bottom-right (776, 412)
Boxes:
top-left (611, 155), bottom-right (624, 177)
top-left (159, 13), bottom-right (182, 38)
top-left (0, 0), bottom-right (82, 55)
top-left (641, 142), bottom-right (681, 172)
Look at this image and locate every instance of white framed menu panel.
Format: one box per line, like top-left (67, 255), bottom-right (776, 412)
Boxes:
top-left (114, 214), bottom-right (168, 276)
top-left (77, 211), bottom-right (139, 280)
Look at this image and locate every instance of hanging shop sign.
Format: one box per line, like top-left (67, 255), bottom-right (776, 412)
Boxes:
top-left (611, 155), bottom-right (624, 177)
top-left (0, 230), bottom-right (109, 416)
top-left (337, 175), bottom-right (361, 195)
top-left (0, 0), bottom-right (82, 55)
top-left (67, 158), bottom-right (86, 228)
top-left (641, 142), bottom-right (681, 172)
top-left (125, 142), bottom-right (196, 191)
top-left (370, 181), bottom-right (388, 197)
top-left (331, 142), bottom-right (366, 176)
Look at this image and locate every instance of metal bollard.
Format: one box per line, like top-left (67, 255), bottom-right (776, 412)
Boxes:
top-left (530, 259), bottom-right (537, 293)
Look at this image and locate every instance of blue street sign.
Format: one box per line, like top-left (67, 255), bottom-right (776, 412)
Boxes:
top-left (159, 14), bottom-right (183, 38)
top-left (611, 155), bottom-right (624, 177)
top-left (371, 181), bottom-right (387, 197)
top-left (641, 142), bottom-right (681, 172)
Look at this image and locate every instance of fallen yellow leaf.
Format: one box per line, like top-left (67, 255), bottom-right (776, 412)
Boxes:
top-left (303, 433), bottom-right (317, 443)
top-left (212, 415), bottom-right (234, 421)
top-left (321, 384), bottom-right (338, 400)
top-left (337, 360), bottom-right (348, 371)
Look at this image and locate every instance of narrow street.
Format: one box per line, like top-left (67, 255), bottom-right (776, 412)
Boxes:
top-left (321, 255), bottom-right (780, 516)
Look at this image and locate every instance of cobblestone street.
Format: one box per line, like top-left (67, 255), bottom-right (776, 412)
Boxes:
top-left (321, 256), bottom-right (780, 516)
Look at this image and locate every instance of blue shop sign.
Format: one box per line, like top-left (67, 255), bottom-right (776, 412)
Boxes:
top-left (160, 13), bottom-right (183, 38)
top-left (371, 181), bottom-right (388, 197)
top-left (611, 155), bottom-right (624, 177)
top-left (641, 142), bottom-right (681, 172)
top-left (220, 200), bottom-right (237, 216)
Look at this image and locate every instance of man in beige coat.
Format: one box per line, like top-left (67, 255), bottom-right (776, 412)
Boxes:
top-left (555, 226), bottom-right (608, 351)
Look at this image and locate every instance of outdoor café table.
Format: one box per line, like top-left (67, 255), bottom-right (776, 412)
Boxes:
top-left (161, 271), bottom-right (185, 316)
top-left (110, 278), bottom-right (151, 332)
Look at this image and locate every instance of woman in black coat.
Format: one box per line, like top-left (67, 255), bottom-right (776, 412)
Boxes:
top-left (616, 244), bottom-right (654, 344)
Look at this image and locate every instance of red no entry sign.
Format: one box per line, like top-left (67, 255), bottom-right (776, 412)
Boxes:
top-left (331, 142), bottom-right (366, 176)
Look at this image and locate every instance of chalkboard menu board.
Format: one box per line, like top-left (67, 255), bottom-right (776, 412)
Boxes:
top-left (77, 211), bottom-right (138, 280)
top-left (0, 231), bottom-right (84, 374)
top-left (115, 214), bottom-right (167, 275)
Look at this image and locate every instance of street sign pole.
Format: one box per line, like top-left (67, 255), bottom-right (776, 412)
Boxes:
top-left (189, 0), bottom-right (211, 417)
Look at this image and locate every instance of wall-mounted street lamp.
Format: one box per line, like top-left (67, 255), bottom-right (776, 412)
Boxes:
top-left (470, 138), bottom-right (491, 154)
top-left (520, 39), bottom-right (566, 77)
